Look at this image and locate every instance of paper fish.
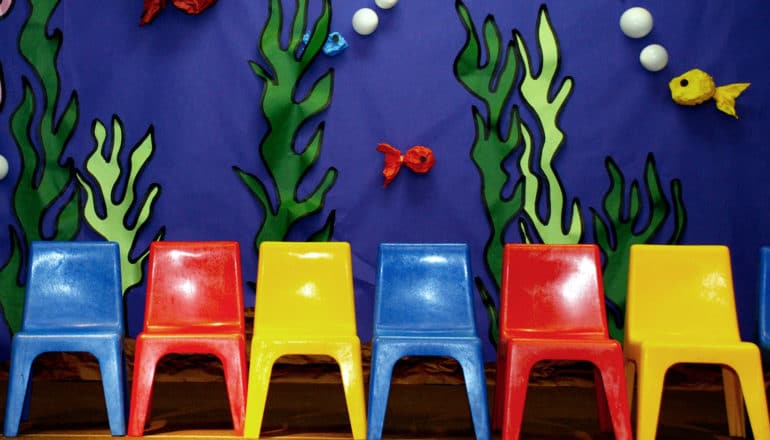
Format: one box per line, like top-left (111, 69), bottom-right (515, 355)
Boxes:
top-left (140, 0), bottom-right (217, 26)
top-left (669, 69), bottom-right (750, 119)
top-left (376, 143), bottom-right (435, 188)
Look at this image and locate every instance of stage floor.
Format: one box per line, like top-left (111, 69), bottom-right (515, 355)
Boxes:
top-left (0, 377), bottom-right (761, 439)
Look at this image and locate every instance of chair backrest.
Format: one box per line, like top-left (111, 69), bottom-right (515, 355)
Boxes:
top-left (254, 241), bottom-right (357, 338)
top-left (374, 243), bottom-right (478, 337)
top-left (22, 241), bottom-right (123, 334)
top-left (626, 244), bottom-right (740, 344)
top-left (759, 247), bottom-right (770, 351)
top-left (144, 241), bottom-right (244, 331)
top-left (500, 244), bottom-right (608, 339)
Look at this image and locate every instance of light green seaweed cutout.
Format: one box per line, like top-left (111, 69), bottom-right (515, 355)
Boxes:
top-left (234, 0), bottom-right (337, 251)
top-left (514, 11), bottom-right (582, 245)
top-left (76, 116), bottom-right (164, 293)
top-left (0, 0), bottom-right (80, 333)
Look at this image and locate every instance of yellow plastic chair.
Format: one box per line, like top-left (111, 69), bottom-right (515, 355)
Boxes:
top-left (243, 242), bottom-right (366, 439)
top-left (625, 244), bottom-right (769, 440)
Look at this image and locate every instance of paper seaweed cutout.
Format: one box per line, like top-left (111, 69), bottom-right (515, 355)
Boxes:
top-left (140, 0), bottom-right (217, 26)
top-left (376, 143), bottom-right (435, 188)
top-left (302, 31), bottom-right (348, 56)
top-left (669, 68), bottom-right (750, 119)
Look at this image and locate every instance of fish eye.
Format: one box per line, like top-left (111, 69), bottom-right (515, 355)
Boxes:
top-left (680, 79), bottom-right (689, 87)
top-left (419, 156), bottom-right (427, 163)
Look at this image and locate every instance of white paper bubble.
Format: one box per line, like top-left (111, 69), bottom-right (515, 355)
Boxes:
top-left (620, 7), bottom-right (653, 39)
top-left (352, 8), bottom-right (378, 36)
top-left (640, 44), bottom-right (668, 72)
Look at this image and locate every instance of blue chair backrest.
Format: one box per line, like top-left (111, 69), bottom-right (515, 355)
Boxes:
top-left (374, 243), bottom-right (477, 337)
top-left (759, 247), bottom-right (770, 353)
top-left (22, 241), bottom-right (124, 334)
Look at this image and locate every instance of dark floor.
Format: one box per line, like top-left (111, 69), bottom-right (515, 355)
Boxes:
top-left (0, 377), bottom-right (763, 439)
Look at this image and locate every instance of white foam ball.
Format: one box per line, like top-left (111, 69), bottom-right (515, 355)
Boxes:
top-left (375, 0), bottom-right (398, 9)
top-left (639, 44), bottom-right (668, 72)
top-left (620, 7), bottom-right (653, 39)
top-left (0, 154), bottom-right (8, 180)
top-left (352, 8), bottom-right (378, 36)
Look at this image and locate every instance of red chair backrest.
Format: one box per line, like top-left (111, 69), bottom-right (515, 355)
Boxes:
top-left (500, 244), bottom-right (609, 340)
top-left (144, 241), bottom-right (244, 332)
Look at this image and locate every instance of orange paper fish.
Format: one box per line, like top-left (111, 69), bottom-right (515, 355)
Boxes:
top-left (376, 143), bottom-right (435, 188)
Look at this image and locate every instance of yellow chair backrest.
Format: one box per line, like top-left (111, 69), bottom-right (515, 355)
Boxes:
top-left (626, 244), bottom-right (741, 344)
top-left (254, 241), bottom-right (358, 338)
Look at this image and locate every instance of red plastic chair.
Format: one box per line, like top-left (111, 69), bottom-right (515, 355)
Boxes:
top-left (128, 241), bottom-right (248, 436)
top-left (493, 244), bottom-right (632, 440)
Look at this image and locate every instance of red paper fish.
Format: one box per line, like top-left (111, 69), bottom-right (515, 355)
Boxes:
top-left (376, 143), bottom-right (435, 188)
top-left (140, 0), bottom-right (217, 25)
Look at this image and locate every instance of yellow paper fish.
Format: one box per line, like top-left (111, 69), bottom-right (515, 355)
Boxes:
top-left (669, 69), bottom-right (750, 119)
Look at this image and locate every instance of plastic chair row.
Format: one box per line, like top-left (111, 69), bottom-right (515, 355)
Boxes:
top-left (5, 241), bottom-right (770, 440)
top-left (3, 241), bottom-right (486, 439)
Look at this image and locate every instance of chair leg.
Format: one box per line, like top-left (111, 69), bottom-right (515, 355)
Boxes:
top-left (492, 341), bottom-right (508, 431)
top-left (333, 343), bottom-right (367, 440)
top-left (634, 358), bottom-right (666, 440)
top-left (594, 367), bottom-right (612, 433)
top-left (243, 343), bottom-right (276, 439)
top-left (722, 366), bottom-right (746, 437)
top-left (456, 348), bottom-right (491, 440)
top-left (367, 342), bottom-right (399, 440)
top-left (95, 342), bottom-right (127, 436)
top-left (219, 340), bottom-right (248, 435)
top-left (624, 360), bottom-right (636, 409)
top-left (733, 360), bottom-right (770, 440)
top-left (4, 346), bottom-right (37, 437)
top-left (501, 346), bottom-right (532, 440)
top-left (595, 358), bottom-right (633, 440)
top-left (128, 340), bottom-right (162, 437)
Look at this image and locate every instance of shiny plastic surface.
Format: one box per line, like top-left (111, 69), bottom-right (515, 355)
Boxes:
top-left (4, 241), bottom-right (126, 437)
top-left (128, 241), bottom-right (247, 436)
top-left (625, 245), bottom-right (769, 440)
top-left (367, 243), bottom-right (489, 440)
top-left (244, 242), bottom-right (366, 439)
top-left (759, 246), bottom-right (770, 360)
top-left (493, 244), bottom-right (631, 440)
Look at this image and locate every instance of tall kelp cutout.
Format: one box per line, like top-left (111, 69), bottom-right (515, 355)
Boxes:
top-left (454, 2), bottom-right (686, 346)
top-left (591, 153), bottom-right (686, 340)
top-left (234, 0), bottom-right (337, 250)
top-left (76, 117), bottom-right (164, 294)
top-left (0, 0), bottom-right (80, 333)
top-left (454, 3), bottom-right (581, 347)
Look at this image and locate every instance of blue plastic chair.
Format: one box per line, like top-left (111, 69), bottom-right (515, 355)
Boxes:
top-left (367, 243), bottom-right (490, 440)
top-left (4, 241), bottom-right (126, 437)
top-left (759, 246), bottom-right (770, 360)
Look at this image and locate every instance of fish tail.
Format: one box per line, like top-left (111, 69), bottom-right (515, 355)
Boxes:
top-left (713, 83), bottom-right (750, 119)
top-left (376, 143), bottom-right (404, 187)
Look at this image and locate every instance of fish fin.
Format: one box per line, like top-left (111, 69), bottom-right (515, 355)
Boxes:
top-left (714, 83), bottom-right (750, 119)
top-left (376, 143), bottom-right (403, 187)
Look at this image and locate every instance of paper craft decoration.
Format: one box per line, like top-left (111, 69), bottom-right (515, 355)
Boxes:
top-left (140, 0), bottom-right (218, 26)
top-left (669, 68), bottom-right (750, 119)
top-left (376, 143), bottom-right (435, 188)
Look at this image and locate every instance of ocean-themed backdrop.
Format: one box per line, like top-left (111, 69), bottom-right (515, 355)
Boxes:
top-left (1, 0), bottom-right (769, 361)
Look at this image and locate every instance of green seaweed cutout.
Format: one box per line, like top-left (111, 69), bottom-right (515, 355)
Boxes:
top-left (234, 0), bottom-right (337, 250)
top-left (514, 8), bottom-right (582, 245)
top-left (591, 153), bottom-right (686, 341)
top-left (76, 116), bottom-right (164, 293)
top-left (454, 1), bottom-right (523, 300)
top-left (0, 0), bottom-right (80, 333)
